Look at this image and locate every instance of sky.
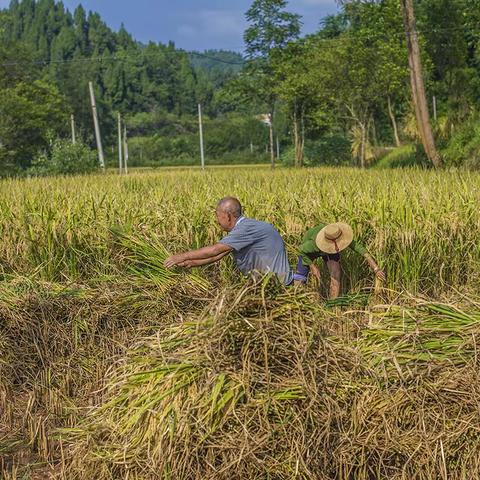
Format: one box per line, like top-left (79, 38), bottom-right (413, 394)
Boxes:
top-left (0, 0), bottom-right (339, 51)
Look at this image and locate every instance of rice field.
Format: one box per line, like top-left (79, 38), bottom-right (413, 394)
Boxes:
top-left (1, 166), bottom-right (480, 479)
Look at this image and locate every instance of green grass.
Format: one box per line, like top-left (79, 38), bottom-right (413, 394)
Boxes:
top-left (374, 144), bottom-right (421, 168)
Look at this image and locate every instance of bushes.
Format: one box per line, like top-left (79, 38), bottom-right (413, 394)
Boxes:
top-left (128, 135), bottom-right (197, 167)
top-left (305, 134), bottom-right (351, 165)
top-left (126, 113), bottom-right (269, 167)
top-left (281, 134), bottom-right (351, 166)
top-left (29, 139), bottom-right (99, 176)
top-left (374, 144), bottom-right (423, 169)
top-left (442, 118), bottom-right (480, 169)
top-left (0, 80), bottom-right (67, 171)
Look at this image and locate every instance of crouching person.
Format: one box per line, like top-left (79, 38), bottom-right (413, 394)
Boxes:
top-left (294, 222), bottom-right (385, 299)
top-left (164, 197), bottom-right (293, 286)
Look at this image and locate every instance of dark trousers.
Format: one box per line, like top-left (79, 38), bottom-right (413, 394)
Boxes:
top-left (293, 253), bottom-right (340, 283)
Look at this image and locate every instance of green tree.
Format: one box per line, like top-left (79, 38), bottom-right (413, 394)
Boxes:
top-left (0, 80), bottom-right (67, 170)
top-left (338, 0), bottom-right (442, 168)
top-left (274, 40), bottom-right (317, 167)
top-left (29, 138), bottom-right (98, 176)
top-left (343, 0), bottom-right (409, 153)
top-left (243, 0), bottom-right (301, 168)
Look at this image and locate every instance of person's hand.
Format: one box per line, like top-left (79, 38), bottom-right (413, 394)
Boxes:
top-left (164, 254), bottom-right (186, 269)
top-left (310, 264), bottom-right (321, 282)
top-left (178, 259), bottom-right (194, 269)
top-left (374, 268), bottom-right (386, 282)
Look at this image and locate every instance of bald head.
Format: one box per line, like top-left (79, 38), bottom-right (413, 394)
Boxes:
top-left (216, 197), bottom-right (242, 219)
top-left (215, 197), bottom-right (243, 232)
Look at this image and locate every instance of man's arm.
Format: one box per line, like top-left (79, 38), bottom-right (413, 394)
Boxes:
top-left (177, 250), bottom-right (231, 268)
top-left (310, 263), bottom-right (321, 281)
top-left (164, 243), bottom-right (232, 269)
top-left (294, 261), bottom-right (321, 288)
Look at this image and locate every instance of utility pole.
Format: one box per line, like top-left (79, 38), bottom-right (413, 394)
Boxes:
top-left (70, 114), bottom-right (76, 145)
top-left (198, 103), bottom-right (205, 170)
top-left (123, 123), bottom-right (129, 175)
top-left (117, 112), bottom-right (123, 175)
top-left (88, 81), bottom-right (105, 169)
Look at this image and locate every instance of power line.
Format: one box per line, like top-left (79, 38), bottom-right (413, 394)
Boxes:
top-left (0, 24), bottom-right (478, 70)
top-left (0, 48), bottom-right (246, 68)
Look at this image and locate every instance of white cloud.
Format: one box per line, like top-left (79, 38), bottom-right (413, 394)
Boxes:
top-left (177, 8), bottom-right (246, 45)
top-left (198, 9), bottom-right (245, 37)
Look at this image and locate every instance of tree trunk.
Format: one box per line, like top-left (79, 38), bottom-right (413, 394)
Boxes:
top-left (387, 96), bottom-right (402, 147)
top-left (400, 0), bottom-right (442, 168)
top-left (269, 112), bottom-right (275, 169)
top-left (293, 108), bottom-right (304, 168)
top-left (293, 110), bottom-right (298, 167)
top-left (300, 108), bottom-right (305, 167)
top-left (360, 121), bottom-right (366, 169)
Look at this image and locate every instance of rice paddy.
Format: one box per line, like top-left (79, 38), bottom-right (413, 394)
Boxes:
top-left (1, 166), bottom-right (480, 479)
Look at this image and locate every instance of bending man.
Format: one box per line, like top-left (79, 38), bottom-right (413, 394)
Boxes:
top-left (294, 222), bottom-right (385, 298)
top-left (164, 197), bottom-right (293, 285)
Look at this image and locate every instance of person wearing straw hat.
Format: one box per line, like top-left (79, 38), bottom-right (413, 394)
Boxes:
top-left (294, 222), bottom-right (385, 299)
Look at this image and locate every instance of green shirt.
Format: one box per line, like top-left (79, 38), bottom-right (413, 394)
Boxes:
top-left (298, 223), bottom-right (368, 266)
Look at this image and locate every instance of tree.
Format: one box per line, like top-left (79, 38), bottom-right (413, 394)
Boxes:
top-left (338, 0), bottom-right (442, 168)
top-left (243, 0), bottom-right (301, 168)
top-left (0, 80), bottom-right (67, 170)
top-left (400, 0), bottom-right (442, 167)
top-left (29, 138), bottom-right (98, 176)
top-left (345, 0), bottom-right (409, 150)
top-left (416, 0), bottom-right (474, 137)
top-left (73, 4), bottom-right (89, 54)
top-left (274, 39), bottom-right (324, 167)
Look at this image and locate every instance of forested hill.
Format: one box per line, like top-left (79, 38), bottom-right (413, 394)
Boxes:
top-left (0, 0), bottom-right (243, 136)
top-left (190, 50), bottom-right (244, 85)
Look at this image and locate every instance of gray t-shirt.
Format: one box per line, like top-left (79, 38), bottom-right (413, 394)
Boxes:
top-left (219, 217), bottom-right (293, 285)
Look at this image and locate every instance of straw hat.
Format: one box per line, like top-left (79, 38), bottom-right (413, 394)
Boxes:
top-left (315, 223), bottom-right (354, 254)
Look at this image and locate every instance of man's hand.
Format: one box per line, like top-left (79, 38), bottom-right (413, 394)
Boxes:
top-left (178, 259), bottom-right (195, 269)
top-left (164, 254), bottom-right (186, 269)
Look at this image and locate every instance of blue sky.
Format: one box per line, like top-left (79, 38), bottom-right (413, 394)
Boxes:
top-left (0, 0), bottom-right (339, 51)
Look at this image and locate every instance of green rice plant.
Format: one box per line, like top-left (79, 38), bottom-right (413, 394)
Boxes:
top-left (0, 166), bottom-right (479, 294)
top-left (110, 228), bottom-right (209, 293)
top-left (359, 301), bottom-right (480, 378)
